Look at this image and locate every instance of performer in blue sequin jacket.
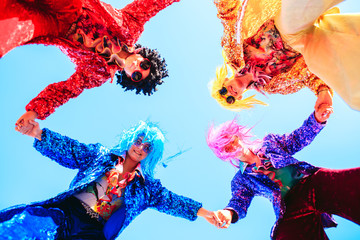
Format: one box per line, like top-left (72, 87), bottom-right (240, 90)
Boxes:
top-left (0, 121), bottom-right (215, 240)
top-left (207, 106), bottom-right (360, 240)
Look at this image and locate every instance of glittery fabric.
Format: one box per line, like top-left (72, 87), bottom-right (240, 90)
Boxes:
top-left (226, 112), bottom-right (336, 236)
top-left (215, 0), bottom-right (332, 96)
top-left (0, 128), bottom-right (202, 238)
top-left (1, 0), bottom-right (180, 120)
top-left (0, 207), bottom-right (64, 240)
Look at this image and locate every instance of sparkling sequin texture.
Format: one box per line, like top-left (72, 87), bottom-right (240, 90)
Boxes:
top-left (0, 129), bottom-right (202, 238)
top-left (1, 0), bottom-right (179, 120)
top-left (226, 112), bottom-right (326, 235)
top-left (215, 0), bottom-right (332, 96)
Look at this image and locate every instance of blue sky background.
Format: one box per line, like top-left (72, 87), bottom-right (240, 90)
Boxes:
top-left (0, 0), bottom-right (360, 239)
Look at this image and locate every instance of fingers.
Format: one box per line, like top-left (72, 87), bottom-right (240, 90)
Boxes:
top-left (214, 210), bottom-right (231, 229)
top-left (15, 119), bottom-right (24, 132)
top-left (315, 103), bottom-right (333, 122)
top-left (15, 119), bottom-right (37, 135)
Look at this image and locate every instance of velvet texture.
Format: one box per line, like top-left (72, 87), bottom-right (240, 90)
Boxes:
top-left (274, 167), bottom-right (360, 239)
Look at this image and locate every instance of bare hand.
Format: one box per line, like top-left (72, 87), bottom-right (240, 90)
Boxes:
top-left (315, 103), bottom-right (333, 123)
top-left (15, 111), bottom-right (38, 135)
top-left (197, 208), bottom-right (222, 227)
top-left (315, 87), bottom-right (332, 113)
top-left (214, 209), bottom-right (233, 229)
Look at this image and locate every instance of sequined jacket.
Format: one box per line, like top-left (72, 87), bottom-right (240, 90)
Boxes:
top-left (215, 0), bottom-right (331, 95)
top-left (23, 0), bottom-right (179, 120)
top-left (226, 112), bottom-right (331, 233)
top-left (0, 129), bottom-right (202, 239)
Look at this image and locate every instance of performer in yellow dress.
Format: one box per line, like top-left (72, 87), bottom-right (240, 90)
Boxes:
top-left (211, 0), bottom-right (360, 111)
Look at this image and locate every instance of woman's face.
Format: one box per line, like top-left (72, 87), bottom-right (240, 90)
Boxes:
top-left (223, 73), bottom-right (254, 100)
top-left (124, 53), bottom-right (150, 82)
top-left (127, 137), bottom-right (152, 163)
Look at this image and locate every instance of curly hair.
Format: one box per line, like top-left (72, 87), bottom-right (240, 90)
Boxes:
top-left (116, 44), bottom-right (168, 96)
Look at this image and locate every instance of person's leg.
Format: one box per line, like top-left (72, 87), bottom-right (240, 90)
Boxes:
top-left (274, 175), bottom-right (329, 240)
top-left (0, 0), bottom-right (82, 57)
top-left (313, 167), bottom-right (360, 224)
top-left (56, 197), bottom-right (106, 240)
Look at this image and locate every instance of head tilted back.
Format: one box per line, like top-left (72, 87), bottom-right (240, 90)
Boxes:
top-left (117, 44), bottom-right (168, 96)
top-left (206, 119), bottom-right (262, 168)
top-left (114, 121), bottom-right (165, 177)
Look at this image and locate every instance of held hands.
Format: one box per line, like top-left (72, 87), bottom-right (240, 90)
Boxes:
top-left (15, 111), bottom-right (38, 135)
top-left (315, 103), bottom-right (333, 123)
top-left (15, 111), bottom-right (42, 140)
top-left (213, 209), bottom-right (232, 229)
top-left (198, 208), bottom-right (233, 229)
top-left (315, 87), bottom-right (333, 123)
top-left (197, 208), bottom-right (221, 226)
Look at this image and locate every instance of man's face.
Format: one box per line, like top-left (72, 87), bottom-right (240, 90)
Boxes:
top-left (223, 136), bottom-right (251, 163)
top-left (124, 53), bottom-right (151, 82)
top-left (127, 136), bottom-right (152, 163)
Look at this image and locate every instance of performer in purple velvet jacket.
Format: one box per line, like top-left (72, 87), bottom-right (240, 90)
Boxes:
top-left (0, 120), bottom-right (216, 239)
top-left (206, 104), bottom-right (360, 240)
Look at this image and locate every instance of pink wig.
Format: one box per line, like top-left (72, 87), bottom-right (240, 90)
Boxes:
top-left (206, 119), bottom-right (263, 168)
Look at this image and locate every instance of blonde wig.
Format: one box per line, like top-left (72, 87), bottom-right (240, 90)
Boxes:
top-left (210, 54), bottom-right (267, 111)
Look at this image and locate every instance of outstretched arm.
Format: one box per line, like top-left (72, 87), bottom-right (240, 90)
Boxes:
top-left (214, 0), bottom-right (244, 71)
top-left (147, 178), bottom-right (203, 221)
top-left (207, 173), bottom-right (254, 229)
top-left (120, 0), bottom-right (180, 45)
top-left (264, 111), bottom-right (328, 168)
top-left (16, 119), bottom-right (104, 169)
top-left (25, 67), bottom-right (109, 120)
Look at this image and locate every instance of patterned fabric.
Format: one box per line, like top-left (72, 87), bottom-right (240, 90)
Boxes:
top-left (243, 20), bottom-right (301, 78)
top-left (215, 0), bottom-right (332, 96)
top-left (91, 157), bottom-right (140, 220)
top-left (0, 129), bottom-right (202, 239)
top-left (1, 0), bottom-right (180, 119)
top-left (225, 112), bottom-right (336, 236)
top-left (253, 160), bottom-right (304, 198)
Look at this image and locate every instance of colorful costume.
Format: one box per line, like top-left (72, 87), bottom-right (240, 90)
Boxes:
top-left (0, 0), bottom-right (179, 119)
top-left (216, 0), bottom-right (360, 110)
top-left (0, 129), bottom-right (202, 239)
top-left (224, 113), bottom-right (360, 239)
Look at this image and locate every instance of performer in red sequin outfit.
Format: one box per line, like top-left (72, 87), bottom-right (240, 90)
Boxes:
top-left (0, 0), bottom-right (179, 132)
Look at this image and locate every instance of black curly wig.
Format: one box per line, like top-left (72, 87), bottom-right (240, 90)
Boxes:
top-left (116, 44), bottom-right (168, 96)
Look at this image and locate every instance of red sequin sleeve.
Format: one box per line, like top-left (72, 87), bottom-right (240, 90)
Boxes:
top-left (26, 58), bottom-right (110, 120)
top-left (119, 0), bottom-right (180, 46)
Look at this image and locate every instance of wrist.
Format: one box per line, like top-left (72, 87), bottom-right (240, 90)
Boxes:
top-left (35, 129), bottom-right (43, 141)
top-left (316, 86), bottom-right (331, 96)
top-left (197, 207), bottom-right (209, 217)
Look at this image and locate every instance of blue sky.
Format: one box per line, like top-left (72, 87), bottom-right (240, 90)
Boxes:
top-left (0, 0), bottom-right (360, 239)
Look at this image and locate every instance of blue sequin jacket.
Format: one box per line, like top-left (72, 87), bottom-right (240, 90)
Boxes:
top-left (0, 129), bottom-right (202, 239)
top-left (227, 112), bottom-right (330, 229)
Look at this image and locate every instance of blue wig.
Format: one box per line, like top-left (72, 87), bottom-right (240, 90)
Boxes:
top-left (112, 121), bottom-right (165, 178)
